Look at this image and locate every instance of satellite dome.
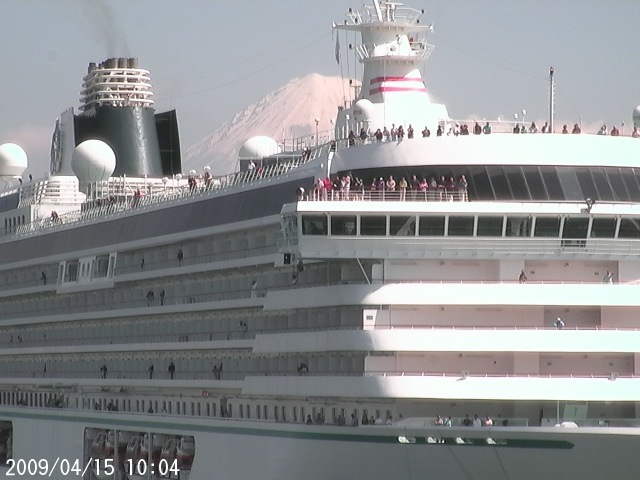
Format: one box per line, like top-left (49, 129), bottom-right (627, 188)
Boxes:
top-left (0, 143), bottom-right (28, 177)
top-left (633, 106), bottom-right (640, 128)
top-left (353, 99), bottom-right (375, 123)
top-left (71, 139), bottom-right (116, 182)
top-left (239, 136), bottom-right (281, 159)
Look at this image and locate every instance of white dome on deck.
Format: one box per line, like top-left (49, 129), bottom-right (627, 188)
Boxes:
top-left (353, 99), bottom-right (375, 124)
top-left (71, 139), bottom-right (116, 182)
top-left (238, 136), bottom-right (281, 159)
top-left (0, 143), bottom-right (28, 177)
top-left (633, 106), bottom-right (640, 128)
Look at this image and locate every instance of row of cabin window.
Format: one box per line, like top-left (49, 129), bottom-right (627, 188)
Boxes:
top-left (301, 215), bottom-right (640, 239)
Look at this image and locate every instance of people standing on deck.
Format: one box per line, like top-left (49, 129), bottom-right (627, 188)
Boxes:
top-left (553, 317), bottom-right (565, 329)
top-left (146, 290), bottom-right (154, 306)
top-left (348, 130), bottom-right (356, 147)
top-left (148, 364), bottom-right (154, 379)
top-left (100, 364), bottom-right (107, 379)
top-left (390, 124), bottom-right (397, 141)
top-left (483, 122), bottom-right (492, 134)
top-left (398, 177), bottom-right (408, 201)
top-left (177, 248), bottom-right (184, 265)
top-left (519, 270), bottom-right (528, 284)
top-left (168, 362), bottom-right (176, 380)
top-left (572, 123), bottom-right (581, 134)
top-left (160, 289), bottom-right (165, 306)
top-left (473, 122), bottom-right (482, 135)
top-left (458, 175), bottom-right (468, 201)
top-left (250, 280), bottom-right (258, 298)
top-left (611, 126), bottom-right (620, 136)
top-left (541, 122), bottom-right (549, 133)
top-left (603, 270), bottom-right (614, 284)
top-left (397, 125), bottom-right (405, 140)
top-left (374, 128), bottom-right (383, 142)
top-left (41, 272), bottom-right (47, 285)
top-left (562, 125), bottom-right (569, 134)
top-left (473, 415), bottom-right (482, 427)
top-left (407, 124), bottom-right (414, 139)
top-left (597, 125), bottom-right (607, 135)
top-left (633, 127), bottom-right (640, 138)
top-left (529, 122), bottom-right (538, 133)
top-left (383, 126), bottom-right (390, 142)
top-left (422, 126), bottom-right (431, 137)
top-left (359, 128), bottom-right (368, 143)
top-left (386, 176), bottom-right (396, 194)
top-left (436, 124), bottom-right (443, 136)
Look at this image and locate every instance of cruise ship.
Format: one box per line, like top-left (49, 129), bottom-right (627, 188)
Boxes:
top-left (1, 1), bottom-right (640, 479)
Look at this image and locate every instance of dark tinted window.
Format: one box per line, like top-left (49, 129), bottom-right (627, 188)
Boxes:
top-left (534, 217), bottom-right (561, 237)
top-left (618, 218), bottom-right (640, 238)
top-left (506, 217), bottom-right (531, 237)
top-left (488, 167), bottom-right (511, 198)
top-left (590, 217), bottom-right (616, 238)
top-left (506, 167), bottom-right (530, 200)
top-left (477, 217), bottom-right (503, 237)
top-left (331, 215), bottom-right (357, 236)
top-left (418, 216), bottom-right (445, 236)
top-left (523, 167), bottom-right (548, 200)
top-left (469, 167), bottom-right (493, 200)
top-left (361, 216), bottom-right (387, 236)
top-left (592, 169), bottom-right (615, 201)
top-left (563, 217), bottom-right (589, 239)
top-left (606, 169), bottom-right (629, 202)
top-left (541, 168), bottom-right (563, 199)
top-left (448, 217), bottom-right (474, 236)
top-left (622, 170), bottom-right (640, 199)
top-left (390, 216), bottom-right (415, 236)
top-left (302, 215), bottom-right (327, 235)
top-left (575, 168), bottom-right (598, 201)
top-left (557, 167), bottom-right (582, 201)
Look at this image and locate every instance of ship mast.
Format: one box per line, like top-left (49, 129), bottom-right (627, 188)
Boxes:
top-left (549, 66), bottom-right (555, 133)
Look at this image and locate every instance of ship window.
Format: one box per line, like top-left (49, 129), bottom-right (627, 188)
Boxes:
top-left (361, 216), bottom-right (387, 236)
top-left (246, 404), bottom-right (251, 419)
top-left (274, 406), bottom-right (278, 421)
top-left (618, 218), bottom-right (640, 238)
top-left (282, 406), bottom-right (286, 422)
top-left (606, 169), bottom-right (630, 202)
top-left (557, 167), bottom-right (582, 201)
top-left (487, 167), bottom-right (511, 199)
top-left (621, 170), bottom-right (640, 200)
top-left (563, 217), bottom-right (589, 238)
top-left (65, 261), bottom-right (79, 283)
top-left (301, 407), bottom-right (305, 422)
top-left (257, 405), bottom-right (261, 419)
top-left (390, 216), bottom-right (415, 236)
top-left (505, 167), bottom-right (530, 200)
top-left (592, 168), bottom-right (615, 201)
top-left (506, 217), bottom-right (531, 237)
top-left (523, 167), bottom-right (548, 200)
top-left (447, 217), bottom-right (474, 236)
top-left (469, 167), bottom-right (494, 200)
top-left (477, 217), bottom-right (503, 237)
top-left (590, 218), bottom-right (616, 238)
top-left (418, 216), bottom-right (445, 236)
top-left (541, 168), bottom-right (564, 199)
top-left (293, 406), bottom-right (298, 422)
top-left (95, 255), bottom-right (110, 278)
top-left (330, 215), bottom-right (357, 235)
top-left (575, 168), bottom-right (598, 201)
top-left (301, 215), bottom-right (327, 235)
top-left (263, 405), bottom-right (268, 419)
top-left (534, 217), bottom-right (561, 237)
top-left (239, 404), bottom-right (244, 418)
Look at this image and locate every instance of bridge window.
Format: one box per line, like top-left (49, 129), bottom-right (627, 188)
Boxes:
top-left (618, 218), bottom-right (640, 239)
top-left (302, 215), bottom-right (327, 235)
top-left (534, 217), bottom-right (561, 237)
top-left (418, 216), bottom-right (445, 236)
top-left (390, 216), bottom-right (415, 236)
top-left (563, 217), bottom-right (589, 239)
top-left (477, 217), bottom-right (503, 237)
top-left (506, 217), bottom-right (531, 237)
top-left (590, 218), bottom-right (616, 238)
top-left (361, 216), bottom-right (387, 236)
top-left (331, 215), bottom-right (357, 235)
top-left (448, 217), bottom-right (474, 236)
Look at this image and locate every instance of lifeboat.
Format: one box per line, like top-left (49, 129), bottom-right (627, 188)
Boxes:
top-left (158, 437), bottom-right (178, 479)
top-left (90, 431), bottom-right (114, 480)
top-left (125, 433), bottom-right (166, 480)
top-left (176, 436), bottom-right (195, 475)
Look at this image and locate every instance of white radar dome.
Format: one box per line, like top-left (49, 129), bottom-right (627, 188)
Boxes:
top-left (633, 106), bottom-right (640, 128)
top-left (239, 136), bottom-right (281, 159)
top-left (0, 143), bottom-right (28, 177)
top-left (353, 99), bottom-right (375, 123)
top-left (71, 139), bottom-right (116, 182)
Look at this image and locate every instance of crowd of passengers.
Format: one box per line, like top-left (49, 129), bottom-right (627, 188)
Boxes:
top-left (310, 174), bottom-right (468, 201)
top-left (348, 121), bottom-right (640, 144)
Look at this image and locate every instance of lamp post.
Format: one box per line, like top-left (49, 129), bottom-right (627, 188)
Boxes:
top-left (522, 109), bottom-right (526, 128)
top-left (314, 118), bottom-right (320, 147)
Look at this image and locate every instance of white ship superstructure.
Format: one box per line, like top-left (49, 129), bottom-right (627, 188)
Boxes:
top-left (0, 1), bottom-right (639, 479)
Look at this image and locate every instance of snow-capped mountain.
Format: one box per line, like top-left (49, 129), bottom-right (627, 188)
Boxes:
top-left (184, 74), bottom-right (355, 175)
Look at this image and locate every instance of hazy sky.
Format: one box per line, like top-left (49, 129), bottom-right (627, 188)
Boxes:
top-left (1, 0), bottom-right (638, 177)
